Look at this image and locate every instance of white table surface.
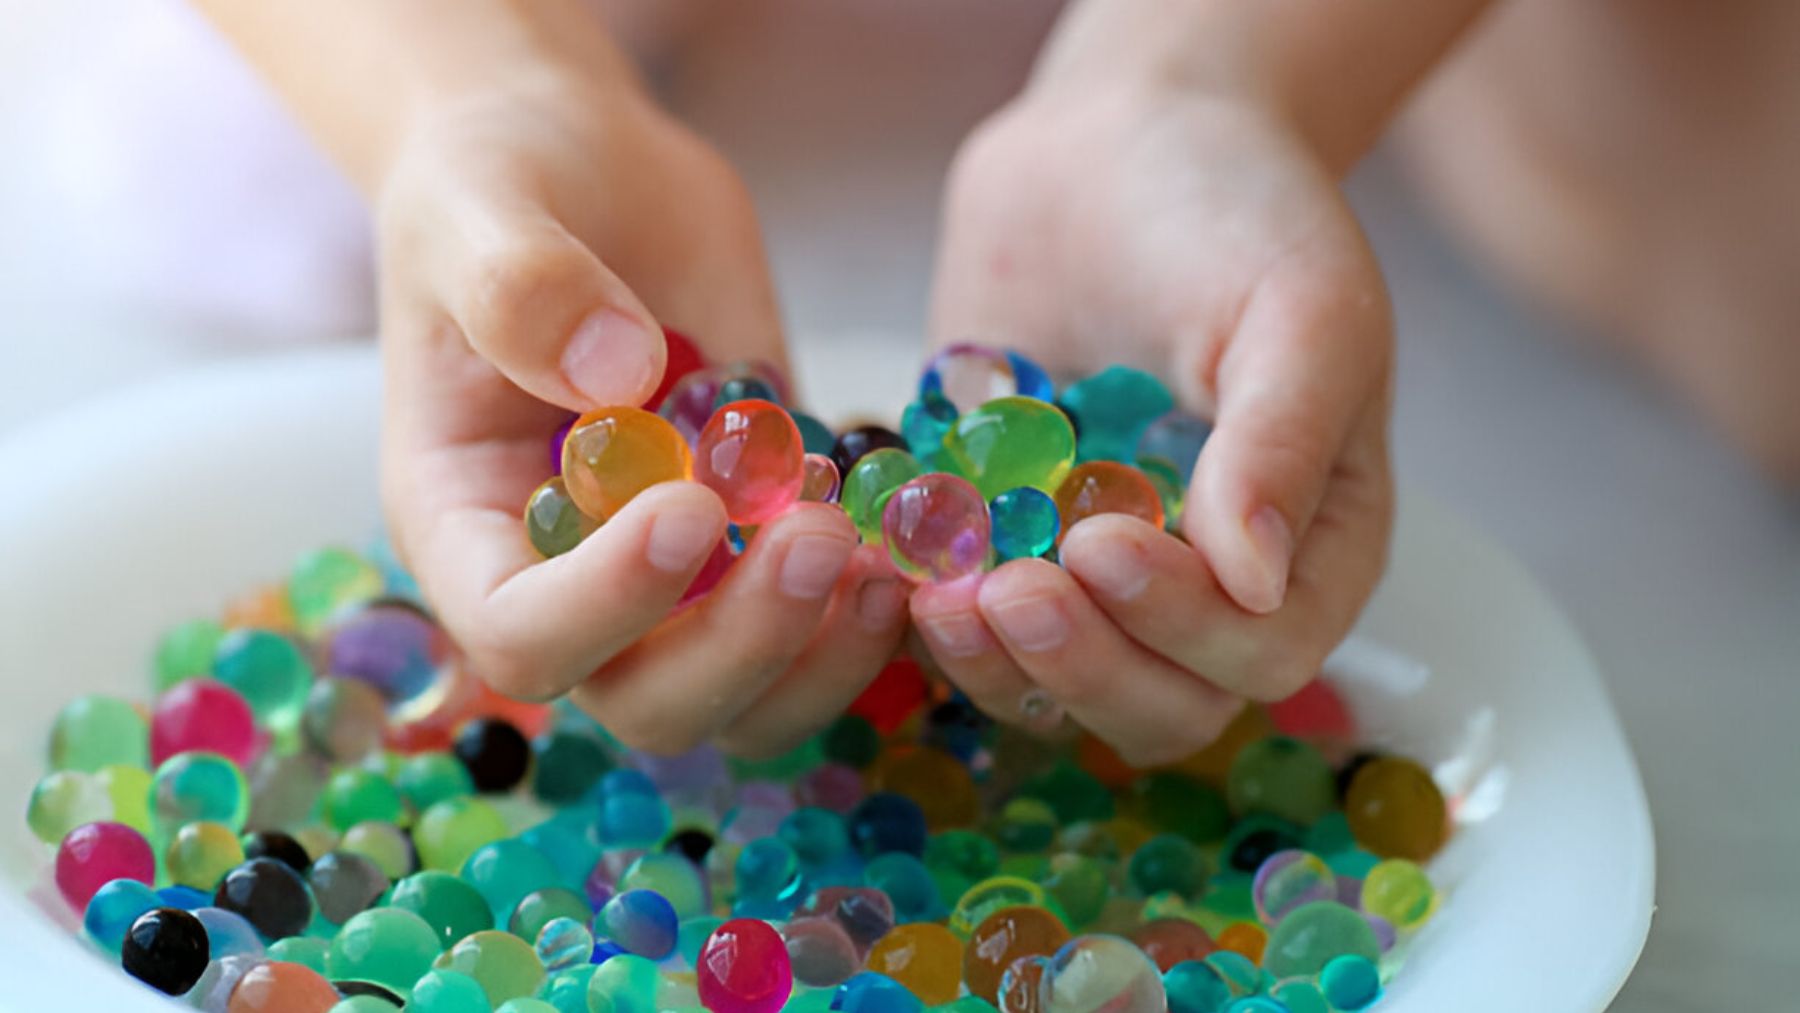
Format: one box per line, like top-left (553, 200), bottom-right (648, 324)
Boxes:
top-left (2, 3), bottom-right (1797, 1010)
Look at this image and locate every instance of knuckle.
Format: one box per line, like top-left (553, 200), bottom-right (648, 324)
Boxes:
top-left (461, 243), bottom-right (591, 347)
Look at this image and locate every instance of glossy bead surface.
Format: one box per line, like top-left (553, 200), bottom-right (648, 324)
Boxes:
top-left (1261, 901), bottom-right (1380, 978)
top-left (212, 628), bottom-right (314, 730)
top-left (695, 400), bottom-right (806, 525)
top-left (1226, 736), bottom-right (1336, 827)
top-left (1343, 757), bottom-right (1448, 861)
top-left (561, 406), bottom-right (693, 522)
top-left (56, 821), bottom-right (153, 909)
top-left (121, 907), bottom-right (211, 995)
top-left (882, 474), bottom-right (991, 583)
top-left (1051, 462), bottom-right (1164, 535)
top-left (943, 397), bottom-right (1076, 500)
top-left (50, 694), bottom-right (149, 773)
top-left (865, 922), bottom-right (963, 1005)
top-left (961, 906), bottom-right (1070, 1004)
top-left (215, 856), bottom-right (314, 939)
top-left (697, 918), bottom-right (793, 1013)
top-left (1038, 935), bottom-right (1164, 1013)
top-left (525, 478), bottom-right (598, 558)
top-left (1058, 366), bottom-right (1174, 464)
top-left (842, 449), bottom-right (925, 542)
top-left (988, 488), bottom-right (1059, 562)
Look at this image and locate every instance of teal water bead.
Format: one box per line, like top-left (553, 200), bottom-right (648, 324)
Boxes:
top-left (323, 768), bottom-right (406, 830)
top-left (1319, 954), bottom-right (1382, 1011)
top-left (1302, 811), bottom-right (1354, 857)
top-left (532, 730), bottom-right (613, 806)
top-left (1163, 960), bottom-right (1234, 1013)
top-left (1059, 366), bottom-right (1174, 463)
top-left (785, 990), bottom-right (838, 1013)
top-left (328, 906), bottom-right (444, 998)
top-left (863, 852), bottom-right (944, 923)
top-left (83, 878), bottom-right (160, 950)
top-left (463, 839), bottom-right (564, 921)
top-left (923, 830), bottom-right (1000, 905)
top-left (1222, 999), bottom-right (1288, 1013)
top-left (1262, 901), bottom-right (1379, 978)
top-left (842, 449), bottom-right (925, 542)
top-left (540, 966), bottom-right (600, 1013)
top-left (437, 929), bottom-right (548, 1007)
top-left (900, 391), bottom-right (959, 470)
top-left (342, 820), bottom-right (417, 879)
top-left (1137, 456), bottom-right (1185, 532)
top-left (600, 791), bottom-right (671, 847)
top-left (498, 1000), bottom-right (561, 1013)
top-left (510, 887), bottom-right (592, 941)
top-left (27, 770), bottom-right (112, 844)
top-left (1270, 981), bottom-right (1330, 1013)
top-left (1202, 951), bottom-right (1263, 998)
top-left (1252, 850), bottom-right (1336, 927)
top-left (782, 807), bottom-right (853, 869)
top-left (416, 797), bottom-right (510, 871)
top-left (534, 915), bottom-right (594, 973)
top-left (50, 695), bottom-right (149, 773)
top-left (392, 870), bottom-right (496, 946)
top-left (929, 1001), bottom-right (1000, 1013)
top-left (1226, 737), bottom-right (1336, 827)
top-left (679, 914), bottom-right (726, 967)
top-left (942, 396), bottom-right (1076, 499)
top-left (412, 968), bottom-right (495, 1013)
top-left (522, 816), bottom-right (603, 891)
top-left (1128, 834), bottom-right (1209, 900)
top-left (269, 934), bottom-right (332, 973)
top-left (793, 412), bottom-right (837, 456)
top-left (289, 545), bottom-right (386, 634)
top-left (588, 952), bottom-right (661, 1013)
top-left (988, 487), bottom-right (1060, 561)
top-left (154, 617), bottom-right (225, 692)
top-left (620, 851), bottom-right (708, 919)
top-left (151, 751), bottom-right (249, 836)
top-left (398, 752), bottom-right (477, 812)
top-left (212, 628), bottom-right (314, 729)
top-left (736, 837), bottom-right (803, 902)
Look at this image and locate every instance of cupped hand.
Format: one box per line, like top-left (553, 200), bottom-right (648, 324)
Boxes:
top-left (915, 85), bottom-right (1395, 765)
top-left (376, 70), bottom-right (908, 756)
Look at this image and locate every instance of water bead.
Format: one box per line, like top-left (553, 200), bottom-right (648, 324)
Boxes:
top-left (943, 397), bottom-right (1076, 500)
top-left (525, 478), bottom-right (599, 558)
top-left (309, 851), bottom-right (392, 925)
top-left (997, 955), bottom-right (1048, 1013)
top-left (397, 753), bottom-right (476, 813)
top-left (185, 953), bottom-right (266, 1012)
top-left (830, 425), bottom-right (910, 482)
top-left (1261, 901), bottom-right (1379, 979)
top-left (865, 922), bottom-right (962, 1005)
top-left (602, 792), bottom-right (673, 847)
top-left (1360, 858), bottom-right (1437, 930)
top-left (391, 871), bottom-right (496, 947)
top-left (509, 887), bottom-right (592, 943)
top-left (26, 770), bottom-right (112, 844)
top-left (847, 658), bottom-right (930, 735)
top-left (1265, 981), bottom-right (1327, 1013)
top-left (122, 907), bottom-right (211, 995)
top-left (1051, 461), bottom-right (1164, 535)
top-left (793, 413), bottom-right (838, 457)
top-left (735, 838), bottom-right (804, 905)
top-left (918, 345), bottom-right (1020, 415)
top-left (50, 694), bottom-right (149, 773)
top-left (948, 877), bottom-right (1050, 939)
top-left (848, 793), bottom-right (928, 858)
top-left (620, 852), bottom-right (709, 919)
top-left (289, 546), bottom-right (386, 635)
top-left (1226, 737), bottom-right (1336, 827)
top-left (147, 678), bottom-right (258, 769)
top-left (1127, 919), bottom-right (1215, 972)
top-left (462, 839), bottom-right (563, 923)
top-left (1040, 854), bottom-right (1109, 930)
top-left (651, 327), bottom-right (708, 411)
top-left (1136, 457), bottom-right (1185, 532)
top-left (1251, 850), bottom-right (1337, 925)
top-left (780, 807), bottom-right (853, 870)
top-left (1162, 959), bottom-right (1234, 1013)
top-left (83, 878), bottom-right (161, 950)
top-left (215, 856), bottom-right (314, 939)
top-left (990, 798), bottom-right (1057, 854)
top-left (562, 406), bottom-right (693, 522)
top-left (155, 617), bottom-right (226, 692)
top-left (1135, 411), bottom-right (1212, 485)
top-left (166, 820), bottom-right (245, 890)
top-left (797, 764), bottom-right (865, 814)
top-left (328, 907), bottom-right (444, 998)
top-left (151, 751), bottom-right (251, 837)
top-left (1127, 773), bottom-right (1230, 845)
top-left (987, 488), bottom-right (1059, 562)
top-left (695, 400), bottom-right (806, 525)
top-left (1221, 1000), bottom-right (1287, 1013)
top-left (1038, 935), bottom-right (1164, 1013)
top-left (196, 905), bottom-right (267, 959)
top-left (832, 973), bottom-right (924, 1013)
top-left (842, 449), bottom-right (925, 542)
top-left (715, 375), bottom-right (781, 408)
top-left (331, 997), bottom-right (403, 1013)
top-left (156, 884), bottom-right (212, 910)
top-left (1343, 756), bottom-right (1449, 861)
top-left (322, 769), bottom-right (405, 830)
top-left (93, 764), bottom-right (153, 837)
top-left (539, 969), bottom-right (601, 1013)
top-left (227, 960), bottom-right (343, 1012)
top-left (899, 392), bottom-right (959, 470)
top-left (881, 474), bottom-right (992, 583)
top-left (962, 907), bottom-right (1070, 1004)
top-left (325, 601), bottom-right (452, 711)
top-left (1126, 834), bottom-right (1208, 900)
top-left (1058, 366), bottom-right (1174, 464)
top-left (698, 918), bottom-right (793, 1013)
top-left (269, 935), bottom-right (332, 974)
top-left (1213, 922), bottom-right (1266, 965)
top-left (211, 629), bottom-right (314, 733)
top-left (341, 820), bottom-right (416, 880)
top-left (784, 916), bottom-right (862, 988)
top-left (597, 889), bottom-right (679, 960)
top-left (822, 715), bottom-right (881, 769)
top-left (534, 917), bottom-right (594, 974)
top-left (801, 454), bottom-right (842, 503)
top-left (862, 853), bottom-right (942, 925)
top-left (1319, 953), bottom-right (1382, 1011)
top-left (437, 929), bottom-right (547, 1007)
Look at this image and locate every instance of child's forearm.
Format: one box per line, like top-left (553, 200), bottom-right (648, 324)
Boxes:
top-left (1032, 0), bottom-right (1495, 173)
top-left (192, 0), bottom-right (639, 190)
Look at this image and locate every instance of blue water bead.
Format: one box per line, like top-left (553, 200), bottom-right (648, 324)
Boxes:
top-left (596, 889), bottom-right (679, 960)
top-left (591, 939), bottom-right (628, 965)
top-left (194, 906), bottom-right (265, 959)
top-left (619, 852), bottom-right (709, 920)
top-left (1059, 366), bottom-right (1175, 463)
top-left (600, 792), bottom-right (671, 847)
top-left (1004, 351), bottom-right (1054, 402)
top-left (735, 838), bottom-right (804, 904)
top-left (1136, 411), bottom-right (1212, 483)
top-left (157, 884), bottom-right (212, 911)
top-left (1319, 954), bottom-right (1382, 1011)
top-left (537, 916), bottom-right (596, 974)
top-left (522, 817), bottom-right (603, 891)
top-left (900, 392), bottom-right (959, 469)
top-left (781, 808), bottom-right (853, 870)
top-left (600, 768), bottom-right (659, 798)
top-left (862, 853), bottom-right (945, 923)
top-left (84, 879), bottom-right (160, 950)
top-left (832, 972), bottom-right (925, 1013)
top-left (988, 487), bottom-right (1060, 561)
top-left (461, 839), bottom-right (564, 921)
top-left (793, 413), bottom-right (839, 457)
top-left (848, 794), bottom-right (928, 858)
top-left (1163, 960), bottom-right (1235, 1013)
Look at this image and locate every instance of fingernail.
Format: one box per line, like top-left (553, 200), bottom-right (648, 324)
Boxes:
top-left (919, 612), bottom-right (989, 658)
top-left (988, 594), bottom-right (1069, 653)
top-left (856, 578), bottom-right (906, 631)
top-left (646, 507), bottom-right (720, 573)
top-left (1245, 506), bottom-right (1294, 612)
top-left (1076, 540), bottom-right (1151, 601)
top-left (562, 308), bottom-right (657, 405)
top-left (780, 534), bottom-right (855, 599)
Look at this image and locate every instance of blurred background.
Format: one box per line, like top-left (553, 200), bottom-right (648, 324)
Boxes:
top-left (1, 2), bottom-right (1796, 1008)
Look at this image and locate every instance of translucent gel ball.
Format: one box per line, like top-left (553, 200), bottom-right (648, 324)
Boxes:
top-left (597, 889), bottom-right (679, 961)
top-left (562, 406), bottom-right (694, 522)
top-left (1038, 935), bottom-right (1164, 1013)
top-left (1251, 850), bottom-right (1337, 925)
top-left (1225, 736), bottom-right (1336, 827)
top-left (50, 694), bottom-right (149, 773)
top-left (151, 678), bottom-right (258, 767)
top-left (943, 397), bottom-right (1076, 500)
top-left (151, 751), bottom-right (250, 836)
top-left (1051, 461), bottom-right (1165, 536)
top-left (1261, 901), bottom-right (1380, 979)
top-left (988, 488), bottom-right (1060, 562)
top-left (1359, 858), bottom-right (1438, 931)
top-left (697, 919), bottom-right (793, 1013)
top-left (534, 916), bottom-right (594, 974)
top-left (694, 400), bottom-right (806, 525)
top-left (211, 628), bottom-right (314, 730)
top-left (327, 907), bottom-right (444, 997)
top-left (525, 477), bottom-right (599, 558)
top-left (1058, 366), bottom-right (1174, 464)
top-left (83, 878), bottom-right (160, 951)
top-left (164, 820), bottom-right (244, 890)
top-left (882, 474), bottom-right (992, 583)
top-left (435, 929), bottom-right (547, 1007)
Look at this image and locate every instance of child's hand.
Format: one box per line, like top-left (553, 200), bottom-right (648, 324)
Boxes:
top-left (915, 85), bottom-right (1394, 765)
top-left (377, 72), bottom-right (908, 756)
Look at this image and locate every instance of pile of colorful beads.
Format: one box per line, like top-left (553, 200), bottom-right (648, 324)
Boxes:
top-left (25, 540), bottom-right (1449, 1012)
top-left (530, 334), bottom-right (1211, 580)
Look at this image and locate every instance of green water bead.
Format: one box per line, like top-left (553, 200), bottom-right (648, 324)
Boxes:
top-left (165, 820), bottom-right (245, 889)
top-left (26, 770), bottom-right (112, 844)
top-left (1262, 901), bottom-right (1380, 979)
top-left (437, 929), bottom-right (547, 1007)
top-left (900, 391), bottom-right (959, 471)
top-left (943, 396), bottom-right (1076, 499)
top-left (508, 887), bottom-right (592, 941)
top-left (841, 448), bottom-right (925, 541)
top-left (1018, 762), bottom-right (1115, 825)
top-left (289, 546), bottom-right (385, 635)
top-left (947, 876), bottom-right (1053, 938)
top-left (822, 715), bottom-right (881, 769)
top-left (1137, 456), bottom-right (1185, 532)
top-left (323, 769), bottom-right (406, 831)
top-left (1303, 811), bottom-right (1355, 856)
top-left (49, 695), bottom-right (149, 773)
top-left (1326, 848), bottom-right (1381, 880)
top-left (587, 952), bottom-right (659, 1013)
top-left (265, 935), bottom-right (330, 974)
top-left (398, 753), bottom-right (477, 812)
top-left (392, 870), bottom-right (496, 947)
top-left (792, 412), bottom-right (837, 456)
top-left (990, 797), bottom-right (1058, 853)
top-left (98, 764), bottom-right (155, 836)
top-left (331, 997), bottom-right (402, 1013)
top-left (678, 915), bottom-right (725, 968)
top-left (154, 617), bottom-right (225, 692)
top-left (924, 830), bottom-right (1001, 905)
top-left (152, 751), bottom-right (250, 836)
top-left (526, 478), bottom-right (599, 559)
top-left (729, 736), bottom-right (824, 782)
top-left (342, 820), bottom-right (417, 879)
top-left (416, 797), bottom-right (510, 872)
top-left (1128, 834), bottom-right (1210, 900)
top-left (1271, 980), bottom-right (1330, 1013)
top-left (1040, 852), bottom-right (1110, 929)
top-left (1058, 365), bottom-right (1174, 463)
top-left (539, 966), bottom-right (599, 1013)
top-left (531, 730), bottom-right (613, 806)
top-left (411, 968), bottom-right (495, 1013)
top-left (620, 851), bottom-right (708, 919)
top-left (1201, 874), bottom-right (1256, 924)
top-left (1203, 951), bottom-right (1265, 998)
top-left (329, 906), bottom-right (444, 998)
top-left (1226, 737), bottom-right (1336, 826)
top-left (1129, 773), bottom-right (1230, 844)
top-left (212, 627), bottom-right (314, 729)
top-left (1360, 858), bottom-right (1437, 931)
top-left (463, 839), bottom-right (563, 921)
top-left (497, 1000), bottom-right (560, 1013)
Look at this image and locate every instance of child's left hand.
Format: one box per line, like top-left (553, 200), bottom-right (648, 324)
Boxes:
top-left (914, 84), bottom-right (1395, 765)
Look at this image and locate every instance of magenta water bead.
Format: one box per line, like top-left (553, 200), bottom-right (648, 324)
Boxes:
top-left (881, 473), bottom-right (991, 583)
top-left (56, 821), bottom-right (154, 909)
top-left (697, 917), bottom-right (793, 1013)
top-left (150, 678), bottom-right (259, 767)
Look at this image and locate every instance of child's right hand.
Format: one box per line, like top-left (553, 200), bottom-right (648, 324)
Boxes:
top-left (375, 70), bottom-right (909, 757)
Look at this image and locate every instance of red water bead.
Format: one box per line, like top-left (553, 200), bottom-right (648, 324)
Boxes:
top-left (649, 327), bottom-right (708, 411)
top-left (55, 821), bottom-right (154, 909)
top-left (1075, 733), bottom-right (1138, 790)
top-left (1268, 678), bottom-right (1356, 742)
top-left (1130, 918), bottom-right (1217, 971)
top-left (697, 918), bottom-right (793, 1013)
top-left (694, 400), bottom-right (805, 525)
top-left (1052, 461), bottom-right (1164, 538)
top-left (151, 678), bottom-right (258, 767)
top-left (680, 539), bottom-right (738, 606)
top-left (226, 960), bottom-right (341, 1012)
top-left (384, 667), bottom-right (550, 753)
top-left (848, 657), bottom-right (930, 735)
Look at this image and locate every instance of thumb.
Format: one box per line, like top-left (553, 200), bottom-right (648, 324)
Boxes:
top-left (428, 201), bottom-right (667, 411)
top-left (1184, 277), bottom-right (1390, 614)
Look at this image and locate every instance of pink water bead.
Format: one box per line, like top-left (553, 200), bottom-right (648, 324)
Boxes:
top-left (697, 918), bottom-right (793, 1013)
top-left (800, 454), bottom-right (841, 504)
top-left (55, 821), bottom-right (154, 909)
top-left (881, 474), bottom-right (991, 583)
top-left (151, 678), bottom-right (259, 767)
top-left (695, 400), bottom-right (805, 525)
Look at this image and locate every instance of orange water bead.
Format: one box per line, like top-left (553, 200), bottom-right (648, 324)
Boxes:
top-left (226, 961), bottom-right (341, 1013)
top-left (963, 906), bottom-right (1071, 1003)
top-left (1344, 756), bottom-right (1450, 861)
top-left (865, 922), bottom-right (965, 1005)
top-left (1075, 733), bottom-right (1138, 790)
top-left (1130, 917), bottom-right (1217, 971)
top-left (222, 584), bottom-right (296, 632)
top-left (694, 399), bottom-right (806, 525)
top-left (1216, 921), bottom-right (1267, 965)
top-left (872, 746), bottom-right (978, 831)
top-left (1052, 461), bottom-right (1163, 538)
top-left (561, 406), bottom-right (692, 521)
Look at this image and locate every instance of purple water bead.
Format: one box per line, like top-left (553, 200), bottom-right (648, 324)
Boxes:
top-left (881, 474), bottom-right (991, 583)
top-left (324, 601), bottom-right (450, 709)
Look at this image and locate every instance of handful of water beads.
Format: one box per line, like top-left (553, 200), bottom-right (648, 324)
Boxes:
top-left (26, 540), bottom-right (1452, 1012)
top-left (529, 334), bottom-right (1212, 584)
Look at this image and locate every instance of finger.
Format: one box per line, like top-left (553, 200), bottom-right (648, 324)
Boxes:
top-left (974, 559), bottom-right (1241, 767)
top-left (1184, 264), bottom-right (1391, 614)
top-left (569, 504), bottom-right (860, 754)
top-left (910, 575), bottom-right (1048, 729)
top-left (1060, 411), bottom-right (1392, 702)
top-left (408, 480), bottom-right (729, 702)
top-left (715, 547), bottom-right (911, 758)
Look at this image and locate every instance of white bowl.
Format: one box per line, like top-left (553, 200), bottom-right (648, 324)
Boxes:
top-left (0, 347), bottom-right (1653, 1011)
